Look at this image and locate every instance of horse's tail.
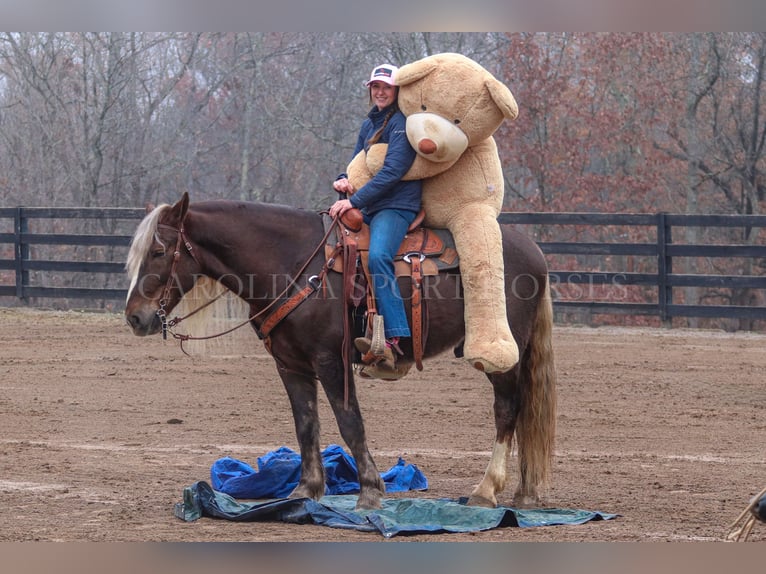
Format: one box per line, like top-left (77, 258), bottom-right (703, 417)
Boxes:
top-left (517, 275), bottom-right (557, 493)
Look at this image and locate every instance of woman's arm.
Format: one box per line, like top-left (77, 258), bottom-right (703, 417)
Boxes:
top-left (349, 114), bottom-right (416, 209)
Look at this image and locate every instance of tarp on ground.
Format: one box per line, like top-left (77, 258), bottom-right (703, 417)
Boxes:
top-left (175, 445), bottom-right (617, 537)
top-left (210, 444), bottom-right (428, 499)
top-left (175, 481), bottom-right (618, 538)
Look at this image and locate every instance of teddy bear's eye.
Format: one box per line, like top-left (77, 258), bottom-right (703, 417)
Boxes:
top-left (454, 119), bottom-right (461, 125)
top-left (420, 105), bottom-right (427, 111)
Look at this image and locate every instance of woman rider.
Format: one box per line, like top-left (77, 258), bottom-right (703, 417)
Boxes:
top-left (329, 64), bottom-right (422, 377)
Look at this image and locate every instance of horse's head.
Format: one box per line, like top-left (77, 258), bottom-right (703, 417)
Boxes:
top-left (125, 192), bottom-right (201, 336)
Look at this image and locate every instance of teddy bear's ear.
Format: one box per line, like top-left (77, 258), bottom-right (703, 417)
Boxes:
top-left (395, 58), bottom-right (438, 86)
top-left (486, 78), bottom-right (519, 120)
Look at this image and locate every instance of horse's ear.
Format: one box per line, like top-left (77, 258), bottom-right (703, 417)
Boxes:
top-left (179, 191), bottom-right (190, 219)
top-left (167, 192), bottom-right (190, 225)
top-left (145, 202), bottom-right (155, 214)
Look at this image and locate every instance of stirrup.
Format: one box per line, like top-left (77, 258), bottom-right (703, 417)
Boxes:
top-left (370, 314), bottom-right (386, 356)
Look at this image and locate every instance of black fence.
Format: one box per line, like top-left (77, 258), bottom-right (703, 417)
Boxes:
top-left (498, 211), bottom-right (766, 324)
top-left (2, 207), bottom-right (766, 325)
top-left (0, 206), bottom-right (145, 303)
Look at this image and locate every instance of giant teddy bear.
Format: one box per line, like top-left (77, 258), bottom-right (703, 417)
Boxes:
top-left (347, 53), bottom-right (520, 374)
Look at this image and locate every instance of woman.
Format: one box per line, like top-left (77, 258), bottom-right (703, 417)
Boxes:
top-left (329, 64), bottom-right (422, 376)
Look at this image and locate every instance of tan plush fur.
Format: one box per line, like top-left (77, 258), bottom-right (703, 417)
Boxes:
top-left (347, 53), bottom-right (520, 373)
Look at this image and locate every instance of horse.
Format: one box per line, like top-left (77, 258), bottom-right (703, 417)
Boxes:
top-left (124, 191), bottom-right (556, 510)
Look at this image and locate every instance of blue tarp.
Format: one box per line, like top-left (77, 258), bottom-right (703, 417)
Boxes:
top-left (174, 445), bottom-right (618, 537)
top-left (175, 481), bottom-right (618, 537)
top-left (210, 444), bottom-right (428, 499)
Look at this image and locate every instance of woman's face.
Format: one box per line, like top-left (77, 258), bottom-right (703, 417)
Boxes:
top-left (369, 81), bottom-right (396, 110)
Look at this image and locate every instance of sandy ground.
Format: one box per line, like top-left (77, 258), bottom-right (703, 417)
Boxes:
top-left (0, 307), bottom-right (764, 542)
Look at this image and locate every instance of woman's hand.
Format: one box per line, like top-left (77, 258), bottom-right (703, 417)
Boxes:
top-left (333, 177), bottom-right (355, 195)
top-left (329, 198), bottom-right (354, 219)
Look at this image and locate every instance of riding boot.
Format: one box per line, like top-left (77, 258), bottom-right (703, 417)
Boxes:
top-left (358, 360), bottom-right (412, 381)
top-left (355, 337), bottom-right (410, 381)
top-left (354, 335), bottom-right (396, 368)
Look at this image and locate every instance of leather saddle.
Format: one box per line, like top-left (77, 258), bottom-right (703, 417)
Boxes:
top-left (323, 210), bottom-right (459, 278)
top-left (323, 208), bottom-right (459, 372)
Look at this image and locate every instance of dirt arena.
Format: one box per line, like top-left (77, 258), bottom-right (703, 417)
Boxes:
top-left (0, 306), bottom-right (764, 542)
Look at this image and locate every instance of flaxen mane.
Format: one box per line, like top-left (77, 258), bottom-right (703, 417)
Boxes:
top-left (125, 204), bottom-right (170, 292)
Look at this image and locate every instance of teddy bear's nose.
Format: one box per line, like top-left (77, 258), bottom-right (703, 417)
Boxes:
top-left (418, 139), bottom-right (438, 155)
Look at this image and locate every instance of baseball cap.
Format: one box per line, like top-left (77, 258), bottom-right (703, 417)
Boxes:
top-left (365, 64), bottom-right (398, 87)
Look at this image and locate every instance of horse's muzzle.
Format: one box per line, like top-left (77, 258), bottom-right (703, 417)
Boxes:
top-left (125, 307), bottom-right (163, 336)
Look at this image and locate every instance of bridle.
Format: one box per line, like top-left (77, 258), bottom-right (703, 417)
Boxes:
top-left (155, 222), bottom-right (200, 339)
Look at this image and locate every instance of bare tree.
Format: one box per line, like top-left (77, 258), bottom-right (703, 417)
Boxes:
top-left (0, 33), bottom-right (203, 207)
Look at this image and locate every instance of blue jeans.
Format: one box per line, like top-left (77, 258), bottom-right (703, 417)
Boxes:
top-left (366, 208), bottom-right (418, 339)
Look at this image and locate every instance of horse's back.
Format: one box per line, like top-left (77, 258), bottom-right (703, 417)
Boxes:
top-left (501, 225), bottom-right (548, 282)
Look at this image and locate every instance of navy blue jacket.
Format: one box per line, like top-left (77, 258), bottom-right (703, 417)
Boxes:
top-left (341, 105), bottom-right (422, 216)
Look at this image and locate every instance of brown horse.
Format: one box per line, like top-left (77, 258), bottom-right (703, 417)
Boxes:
top-left (124, 192), bottom-right (556, 510)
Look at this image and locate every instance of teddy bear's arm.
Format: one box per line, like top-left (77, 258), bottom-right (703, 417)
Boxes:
top-left (347, 123), bottom-right (418, 209)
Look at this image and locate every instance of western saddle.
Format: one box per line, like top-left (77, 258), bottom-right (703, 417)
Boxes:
top-left (324, 208), bottom-right (459, 374)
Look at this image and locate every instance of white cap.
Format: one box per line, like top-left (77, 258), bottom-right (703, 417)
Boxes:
top-left (365, 64), bottom-right (398, 87)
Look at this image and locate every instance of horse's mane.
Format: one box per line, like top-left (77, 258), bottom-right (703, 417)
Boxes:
top-left (125, 203), bottom-right (171, 286)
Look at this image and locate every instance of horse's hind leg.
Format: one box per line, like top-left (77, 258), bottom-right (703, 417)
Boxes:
top-left (467, 370), bottom-right (518, 508)
top-left (278, 369), bottom-right (326, 501)
top-left (469, 326), bottom-right (556, 508)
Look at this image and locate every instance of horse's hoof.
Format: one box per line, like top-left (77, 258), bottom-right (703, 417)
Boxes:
top-left (466, 494), bottom-right (497, 508)
top-left (354, 492), bottom-right (383, 511)
top-left (512, 493), bottom-right (541, 508)
top-left (289, 485), bottom-right (322, 501)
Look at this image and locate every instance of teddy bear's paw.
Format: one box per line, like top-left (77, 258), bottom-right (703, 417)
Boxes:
top-left (464, 340), bottom-right (519, 374)
top-left (346, 149), bottom-right (373, 192)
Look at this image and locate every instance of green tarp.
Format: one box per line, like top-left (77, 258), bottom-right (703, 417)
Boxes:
top-left (176, 480), bottom-right (618, 538)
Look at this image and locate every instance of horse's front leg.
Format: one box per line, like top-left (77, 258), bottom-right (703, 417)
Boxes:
top-left (318, 357), bottom-right (385, 510)
top-left (277, 368), bottom-right (325, 501)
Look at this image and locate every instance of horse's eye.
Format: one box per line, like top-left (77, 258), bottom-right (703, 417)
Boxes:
top-left (152, 248), bottom-right (166, 258)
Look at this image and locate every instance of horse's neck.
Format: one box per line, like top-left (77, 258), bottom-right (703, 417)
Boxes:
top-left (192, 204), bottom-right (322, 302)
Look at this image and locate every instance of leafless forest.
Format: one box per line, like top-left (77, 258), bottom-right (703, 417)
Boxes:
top-left (2, 32), bottom-right (765, 216)
top-left (2, 33), bottom-right (766, 328)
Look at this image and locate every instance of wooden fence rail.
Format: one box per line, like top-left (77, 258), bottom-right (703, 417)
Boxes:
top-left (0, 206), bottom-right (145, 301)
top-left (498, 212), bottom-right (766, 323)
top-left (1, 207), bottom-right (765, 324)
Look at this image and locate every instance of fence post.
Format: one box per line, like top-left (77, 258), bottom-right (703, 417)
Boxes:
top-left (14, 207), bottom-right (29, 301)
top-left (657, 212), bottom-right (672, 327)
